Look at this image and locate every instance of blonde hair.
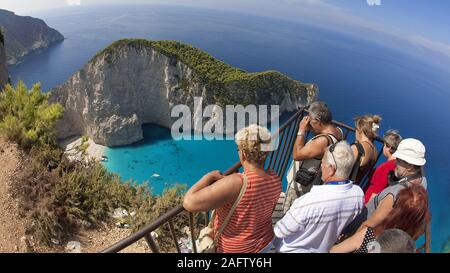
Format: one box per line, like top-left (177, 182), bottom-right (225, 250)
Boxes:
top-left (354, 114), bottom-right (382, 141)
top-left (235, 125), bottom-right (271, 163)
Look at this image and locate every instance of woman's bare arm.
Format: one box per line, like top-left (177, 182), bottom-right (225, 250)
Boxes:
top-left (183, 172), bottom-right (243, 212)
top-left (358, 195), bottom-right (394, 233)
top-left (330, 227), bottom-right (368, 253)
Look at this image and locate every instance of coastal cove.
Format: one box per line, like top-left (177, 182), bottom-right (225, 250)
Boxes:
top-left (103, 112), bottom-right (295, 194)
top-left (8, 5), bottom-right (450, 252)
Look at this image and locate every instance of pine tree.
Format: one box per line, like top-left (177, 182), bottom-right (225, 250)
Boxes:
top-left (0, 81), bottom-right (64, 148)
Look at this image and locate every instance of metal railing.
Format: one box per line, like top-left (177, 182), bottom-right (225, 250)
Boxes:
top-left (101, 108), bottom-right (430, 253)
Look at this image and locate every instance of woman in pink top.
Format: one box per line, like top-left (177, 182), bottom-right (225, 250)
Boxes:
top-left (364, 129), bottom-right (402, 204)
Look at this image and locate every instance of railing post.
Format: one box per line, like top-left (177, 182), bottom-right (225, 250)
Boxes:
top-left (269, 130), bottom-right (285, 171)
top-left (426, 220), bottom-right (431, 253)
top-left (343, 128), bottom-right (350, 140)
top-left (204, 211), bottom-right (209, 226)
top-left (101, 205), bottom-right (185, 253)
top-left (144, 233), bottom-right (160, 253)
top-left (278, 112), bottom-right (301, 178)
top-left (188, 212), bottom-right (198, 253)
top-left (167, 220), bottom-right (181, 253)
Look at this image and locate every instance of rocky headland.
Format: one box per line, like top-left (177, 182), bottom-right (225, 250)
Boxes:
top-left (0, 9), bottom-right (64, 65)
top-left (50, 39), bottom-right (318, 146)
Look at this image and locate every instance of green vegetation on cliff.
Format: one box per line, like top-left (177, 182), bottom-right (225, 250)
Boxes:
top-left (93, 39), bottom-right (248, 83)
top-left (0, 81), bottom-right (63, 149)
top-left (93, 39), bottom-right (314, 106)
top-left (0, 82), bottom-right (196, 251)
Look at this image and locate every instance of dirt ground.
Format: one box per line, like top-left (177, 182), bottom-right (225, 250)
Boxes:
top-left (0, 139), bottom-right (149, 253)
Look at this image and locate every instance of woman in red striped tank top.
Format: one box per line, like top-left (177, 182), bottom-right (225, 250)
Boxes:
top-left (184, 125), bottom-right (282, 253)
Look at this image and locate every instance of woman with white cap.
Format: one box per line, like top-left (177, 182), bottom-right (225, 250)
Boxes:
top-left (359, 138), bottom-right (428, 232)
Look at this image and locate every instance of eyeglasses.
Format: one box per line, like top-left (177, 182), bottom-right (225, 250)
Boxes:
top-left (328, 143), bottom-right (338, 170)
top-left (384, 143), bottom-right (395, 153)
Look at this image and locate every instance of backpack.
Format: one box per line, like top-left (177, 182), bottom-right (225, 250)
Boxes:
top-left (294, 134), bottom-right (338, 187)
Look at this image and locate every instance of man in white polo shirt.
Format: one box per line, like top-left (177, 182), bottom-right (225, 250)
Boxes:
top-left (274, 141), bottom-right (364, 253)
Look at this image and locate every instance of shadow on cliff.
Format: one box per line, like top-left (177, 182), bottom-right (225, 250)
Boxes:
top-left (124, 123), bottom-right (173, 147)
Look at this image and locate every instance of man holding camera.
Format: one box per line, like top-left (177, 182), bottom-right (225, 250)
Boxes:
top-left (284, 101), bottom-right (343, 213)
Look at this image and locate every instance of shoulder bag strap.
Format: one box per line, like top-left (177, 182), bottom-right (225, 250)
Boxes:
top-left (337, 127), bottom-right (344, 140)
top-left (212, 174), bottom-right (248, 245)
top-left (350, 142), bottom-right (365, 182)
top-left (307, 134), bottom-right (334, 161)
top-left (310, 133), bottom-right (333, 145)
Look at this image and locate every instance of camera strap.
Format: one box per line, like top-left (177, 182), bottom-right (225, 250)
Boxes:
top-left (397, 172), bottom-right (422, 185)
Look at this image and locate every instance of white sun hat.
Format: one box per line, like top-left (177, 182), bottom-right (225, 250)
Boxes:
top-left (393, 138), bottom-right (426, 166)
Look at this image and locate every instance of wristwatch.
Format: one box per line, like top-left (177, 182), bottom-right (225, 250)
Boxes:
top-left (297, 131), bottom-right (305, 137)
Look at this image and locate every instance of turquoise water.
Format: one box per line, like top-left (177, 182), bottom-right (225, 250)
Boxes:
top-left (8, 5), bottom-right (450, 252)
top-left (103, 124), bottom-right (238, 194)
top-left (104, 113), bottom-right (294, 194)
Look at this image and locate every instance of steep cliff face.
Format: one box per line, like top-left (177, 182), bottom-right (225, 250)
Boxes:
top-left (50, 39), bottom-right (317, 146)
top-left (0, 29), bottom-right (8, 89)
top-left (0, 9), bottom-right (64, 65)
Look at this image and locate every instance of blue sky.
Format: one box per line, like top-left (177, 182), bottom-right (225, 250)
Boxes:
top-left (1, 0), bottom-right (449, 71)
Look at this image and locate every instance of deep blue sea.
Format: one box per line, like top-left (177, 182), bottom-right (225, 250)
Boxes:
top-left (8, 5), bottom-right (450, 252)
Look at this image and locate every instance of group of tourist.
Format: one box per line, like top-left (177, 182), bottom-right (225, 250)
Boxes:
top-left (183, 101), bottom-right (430, 253)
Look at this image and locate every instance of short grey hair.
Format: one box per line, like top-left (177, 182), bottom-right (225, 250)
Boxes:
top-left (308, 101), bottom-right (332, 124)
top-left (375, 229), bottom-right (415, 253)
top-left (323, 141), bottom-right (355, 179)
top-left (383, 129), bottom-right (402, 154)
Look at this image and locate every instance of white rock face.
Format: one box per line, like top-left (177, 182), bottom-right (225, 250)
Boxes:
top-left (50, 41), bottom-right (317, 146)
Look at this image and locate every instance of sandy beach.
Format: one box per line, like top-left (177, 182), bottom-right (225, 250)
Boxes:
top-left (60, 136), bottom-right (106, 162)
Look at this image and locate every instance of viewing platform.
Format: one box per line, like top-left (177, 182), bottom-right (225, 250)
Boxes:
top-left (100, 108), bottom-right (431, 253)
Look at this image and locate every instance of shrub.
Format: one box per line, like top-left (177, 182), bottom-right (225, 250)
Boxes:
top-left (128, 184), bottom-right (209, 253)
top-left (12, 148), bottom-right (152, 245)
top-left (0, 81), bottom-right (63, 149)
top-left (1, 81), bottom-right (190, 250)
top-left (128, 185), bottom-right (189, 252)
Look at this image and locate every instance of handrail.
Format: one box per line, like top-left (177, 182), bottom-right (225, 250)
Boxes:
top-left (101, 108), bottom-right (431, 253)
top-left (101, 162), bottom-right (243, 253)
top-left (101, 109), bottom-right (304, 253)
top-left (102, 205), bottom-right (185, 253)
